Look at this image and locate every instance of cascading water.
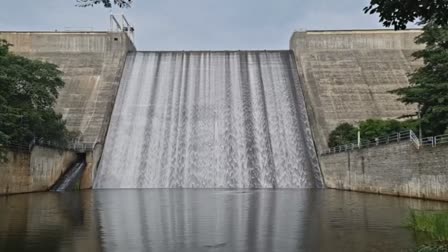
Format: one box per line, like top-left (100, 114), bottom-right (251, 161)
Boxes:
top-left (52, 158), bottom-right (86, 192)
top-left (94, 51), bottom-right (322, 188)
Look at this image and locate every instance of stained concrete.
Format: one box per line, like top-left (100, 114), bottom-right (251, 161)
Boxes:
top-left (0, 146), bottom-right (78, 194)
top-left (290, 30), bottom-right (424, 152)
top-left (0, 32), bottom-right (135, 144)
top-left (320, 143), bottom-right (448, 201)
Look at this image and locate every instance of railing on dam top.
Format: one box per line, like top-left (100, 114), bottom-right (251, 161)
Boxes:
top-left (2, 140), bottom-right (96, 153)
top-left (421, 134), bottom-right (448, 147)
top-left (321, 130), bottom-right (448, 155)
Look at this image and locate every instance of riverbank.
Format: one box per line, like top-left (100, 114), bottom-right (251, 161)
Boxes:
top-left (408, 210), bottom-right (448, 251)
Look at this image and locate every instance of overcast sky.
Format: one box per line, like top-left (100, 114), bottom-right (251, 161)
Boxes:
top-left (1, 0), bottom-right (395, 50)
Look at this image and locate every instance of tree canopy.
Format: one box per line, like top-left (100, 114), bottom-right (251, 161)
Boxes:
top-left (364, 0), bottom-right (448, 30)
top-left (76, 0), bottom-right (132, 8)
top-left (328, 123), bottom-right (358, 148)
top-left (365, 1), bottom-right (448, 136)
top-left (0, 40), bottom-right (70, 160)
top-left (391, 23), bottom-right (448, 135)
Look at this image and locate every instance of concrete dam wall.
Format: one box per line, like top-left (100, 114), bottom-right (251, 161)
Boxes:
top-left (290, 30), bottom-right (424, 152)
top-left (0, 32), bottom-right (135, 144)
top-left (0, 32), bottom-right (135, 193)
top-left (3, 29), bottom-right (443, 195)
top-left (95, 51), bottom-right (323, 188)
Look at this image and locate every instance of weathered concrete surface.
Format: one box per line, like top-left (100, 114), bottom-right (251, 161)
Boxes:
top-left (320, 143), bottom-right (448, 201)
top-left (80, 144), bottom-right (103, 189)
top-left (0, 32), bottom-right (135, 144)
top-left (290, 30), bottom-right (424, 152)
top-left (0, 32), bottom-right (135, 191)
top-left (0, 147), bottom-right (78, 194)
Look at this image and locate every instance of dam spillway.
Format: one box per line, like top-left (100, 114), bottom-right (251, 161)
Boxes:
top-left (94, 51), bottom-right (322, 188)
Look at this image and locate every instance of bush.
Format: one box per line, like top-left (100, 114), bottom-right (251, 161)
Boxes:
top-left (360, 119), bottom-right (413, 139)
top-left (328, 119), bottom-right (419, 148)
top-left (328, 123), bottom-right (358, 148)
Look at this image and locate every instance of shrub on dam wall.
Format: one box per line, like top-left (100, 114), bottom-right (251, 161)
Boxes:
top-left (328, 119), bottom-right (418, 147)
top-left (328, 123), bottom-right (358, 148)
top-left (0, 39), bottom-right (72, 161)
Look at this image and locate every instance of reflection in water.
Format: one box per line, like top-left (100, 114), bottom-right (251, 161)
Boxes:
top-left (1, 190), bottom-right (448, 252)
top-left (97, 190), bottom-right (311, 252)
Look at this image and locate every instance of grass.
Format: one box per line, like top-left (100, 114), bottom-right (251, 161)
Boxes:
top-left (415, 244), bottom-right (448, 252)
top-left (408, 210), bottom-right (448, 252)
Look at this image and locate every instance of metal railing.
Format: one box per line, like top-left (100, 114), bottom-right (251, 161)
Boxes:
top-left (322, 130), bottom-right (414, 155)
top-left (421, 134), bottom-right (448, 147)
top-left (0, 142), bottom-right (34, 152)
top-left (409, 130), bottom-right (421, 149)
top-left (2, 140), bottom-right (96, 153)
top-left (322, 130), bottom-right (448, 155)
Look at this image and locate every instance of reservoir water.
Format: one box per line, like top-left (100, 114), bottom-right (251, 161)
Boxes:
top-left (1, 189), bottom-right (447, 252)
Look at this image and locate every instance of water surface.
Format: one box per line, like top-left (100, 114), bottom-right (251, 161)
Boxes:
top-left (1, 189), bottom-right (447, 252)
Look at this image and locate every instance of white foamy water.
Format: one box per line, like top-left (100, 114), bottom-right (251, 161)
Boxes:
top-left (94, 51), bottom-right (322, 188)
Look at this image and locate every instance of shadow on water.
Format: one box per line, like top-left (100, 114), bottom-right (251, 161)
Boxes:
top-left (1, 189), bottom-right (448, 252)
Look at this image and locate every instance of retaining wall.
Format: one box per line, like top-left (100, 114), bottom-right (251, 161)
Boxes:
top-left (320, 142), bottom-right (448, 201)
top-left (0, 147), bottom-right (78, 194)
top-left (290, 30), bottom-right (424, 152)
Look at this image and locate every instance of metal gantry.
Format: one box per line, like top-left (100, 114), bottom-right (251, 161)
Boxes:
top-left (110, 14), bottom-right (135, 42)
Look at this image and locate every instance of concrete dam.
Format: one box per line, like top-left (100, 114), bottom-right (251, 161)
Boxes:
top-left (94, 51), bottom-right (323, 188)
top-left (1, 30), bottom-right (431, 194)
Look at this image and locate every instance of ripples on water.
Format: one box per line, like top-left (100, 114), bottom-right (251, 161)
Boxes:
top-left (1, 189), bottom-right (448, 252)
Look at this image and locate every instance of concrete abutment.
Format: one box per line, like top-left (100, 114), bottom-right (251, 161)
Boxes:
top-left (0, 31), bottom-right (135, 193)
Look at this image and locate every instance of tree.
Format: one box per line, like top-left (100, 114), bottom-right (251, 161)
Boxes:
top-left (0, 40), bottom-right (70, 160)
top-left (365, 1), bottom-right (448, 136)
top-left (76, 0), bottom-right (132, 8)
top-left (364, 0), bottom-right (448, 30)
top-left (328, 123), bottom-right (358, 148)
top-left (391, 23), bottom-right (448, 135)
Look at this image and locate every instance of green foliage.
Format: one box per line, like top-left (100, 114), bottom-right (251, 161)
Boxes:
top-left (391, 23), bottom-right (448, 136)
top-left (365, 1), bottom-right (448, 136)
top-left (76, 0), bottom-right (132, 8)
top-left (408, 210), bottom-right (448, 251)
top-left (360, 119), bottom-right (403, 139)
top-left (0, 131), bottom-right (7, 162)
top-left (415, 244), bottom-right (448, 252)
top-left (328, 119), bottom-right (417, 147)
top-left (328, 123), bottom-right (358, 148)
top-left (0, 39), bottom-right (69, 159)
top-left (364, 0), bottom-right (448, 30)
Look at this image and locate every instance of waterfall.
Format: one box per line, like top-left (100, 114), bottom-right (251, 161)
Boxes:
top-left (52, 159), bottom-right (86, 192)
top-left (94, 51), bottom-right (322, 188)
